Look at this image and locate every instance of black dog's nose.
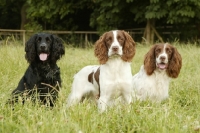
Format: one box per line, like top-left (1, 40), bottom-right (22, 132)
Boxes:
top-left (40, 43), bottom-right (47, 50)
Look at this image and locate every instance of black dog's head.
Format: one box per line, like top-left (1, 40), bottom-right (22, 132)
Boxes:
top-left (25, 33), bottom-right (65, 64)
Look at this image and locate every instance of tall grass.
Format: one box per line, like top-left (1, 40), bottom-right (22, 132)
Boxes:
top-left (0, 42), bottom-right (200, 133)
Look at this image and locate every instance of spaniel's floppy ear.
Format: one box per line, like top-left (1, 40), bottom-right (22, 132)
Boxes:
top-left (121, 30), bottom-right (136, 62)
top-left (25, 34), bottom-right (38, 63)
top-left (94, 32), bottom-right (108, 64)
top-left (144, 45), bottom-right (157, 75)
top-left (167, 46), bottom-right (182, 78)
top-left (50, 34), bottom-right (65, 63)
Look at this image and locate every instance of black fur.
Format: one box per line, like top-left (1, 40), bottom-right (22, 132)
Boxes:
top-left (10, 33), bottom-right (65, 106)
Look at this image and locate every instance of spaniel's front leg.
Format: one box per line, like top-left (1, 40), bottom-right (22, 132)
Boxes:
top-left (97, 85), bottom-right (113, 112)
top-left (98, 95), bottom-right (111, 113)
top-left (121, 82), bottom-right (133, 104)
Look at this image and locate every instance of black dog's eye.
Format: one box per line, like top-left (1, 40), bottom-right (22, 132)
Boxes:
top-left (46, 37), bottom-right (51, 43)
top-left (37, 37), bottom-right (41, 43)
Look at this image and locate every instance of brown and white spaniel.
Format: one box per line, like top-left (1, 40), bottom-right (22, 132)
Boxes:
top-left (67, 30), bottom-right (136, 112)
top-left (132, 43), bottom-right (182, 102)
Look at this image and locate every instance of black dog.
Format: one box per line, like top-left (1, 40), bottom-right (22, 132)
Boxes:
top-left (10, 33), bottom-right (65, 106)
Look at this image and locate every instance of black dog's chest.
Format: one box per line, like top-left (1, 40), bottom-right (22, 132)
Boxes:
top-left (34, 66), bottom-right (60, 86)
top-left (26, 65), bottom-right (61, 95)
top-left (25, 64), bottom-right (61, 90)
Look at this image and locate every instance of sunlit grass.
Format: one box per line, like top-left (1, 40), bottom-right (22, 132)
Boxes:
top-left (0, 42), bottom-right (200, 133)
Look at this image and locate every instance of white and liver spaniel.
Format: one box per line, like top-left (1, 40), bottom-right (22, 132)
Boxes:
top-left (132, 43), bottom-right (182, 102)
top-left (67, 30), bottom-right (136, 112)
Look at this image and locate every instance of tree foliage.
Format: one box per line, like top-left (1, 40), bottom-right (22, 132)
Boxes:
top-left (0, 0), bottom-right (25, 29)
top-left (0, 0), bottom-right (200, 42)
top-left (166, 0), bottom-right (200, 24)
top-left (26, 0), bottom-right (94, 30)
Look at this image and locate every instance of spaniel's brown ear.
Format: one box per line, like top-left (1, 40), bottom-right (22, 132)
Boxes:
top-left (144, 45), bottom-right (157, 75)
top-left (25, 34), bottom-right (38, 63)
top-left (94, 32), bottom-right (108, 64)
top-left (167, 46), bottom-right (182, 78)
top-left (121, 30), bottom-right (136, 62)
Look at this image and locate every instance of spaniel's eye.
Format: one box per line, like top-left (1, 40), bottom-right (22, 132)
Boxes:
top-left (155, 49), bottom-right (161, 53)
top-left (106, 37), bottom-right (112, 42)
top-left (166, 49), bottom-right (172, 54)
top-left (169, 50), bottom-right (172, 54)
top-left (118, 36), bottom-right (124, 42)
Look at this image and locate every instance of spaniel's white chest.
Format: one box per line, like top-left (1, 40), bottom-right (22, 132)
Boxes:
top-left (132, 66), bottom-right (170, 102)
top-left (100, 60), bottom-right (132, 97)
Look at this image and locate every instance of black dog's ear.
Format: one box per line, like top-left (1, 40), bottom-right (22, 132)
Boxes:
top-left (25, 34), bottom-right (38, 63)
top-left (50, 34), bottom-right (65, 63)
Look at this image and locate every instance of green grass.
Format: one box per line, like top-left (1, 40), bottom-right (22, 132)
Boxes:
top-left (0, 42), bottom-right (200, 133)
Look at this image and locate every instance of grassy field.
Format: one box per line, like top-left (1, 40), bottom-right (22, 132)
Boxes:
top-left (0, 42), bottom-right (200, 133)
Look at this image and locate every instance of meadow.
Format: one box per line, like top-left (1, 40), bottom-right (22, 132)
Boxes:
top-left (0, 42), bottom-right (200, 133)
